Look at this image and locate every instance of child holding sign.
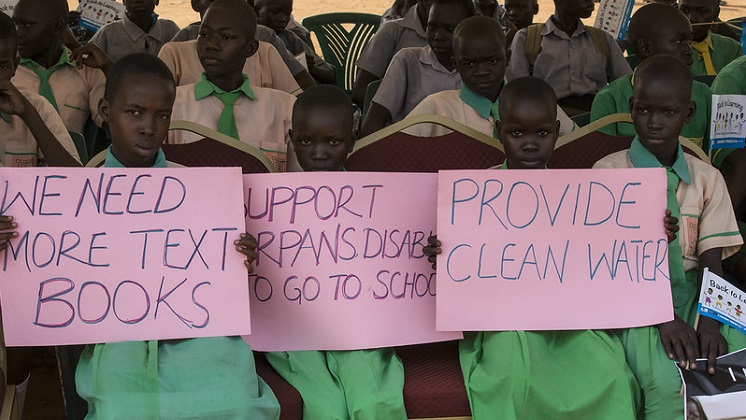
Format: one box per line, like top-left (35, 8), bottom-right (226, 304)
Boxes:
top-left (594, 55), bottom-right (746, 420)
top-left (260, 85), bottom-right (408, 419)
top-left (62, 53), bottom-right (279, 419)
top-left (0, 13), bottom-right (81, 167)
top-left (425, 77), bottom-right (643, 419)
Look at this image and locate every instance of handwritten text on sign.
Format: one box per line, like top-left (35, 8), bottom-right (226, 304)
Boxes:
top-left (242, 172), bottom-right (461, 352)
top-left (436, 168), bottom-right (674, 331)
top-left (0, 168), bottom-right (250, 346)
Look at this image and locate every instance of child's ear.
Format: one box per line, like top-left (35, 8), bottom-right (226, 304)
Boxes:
top-left (533, 3), bottom-right (539, 14)
top-left (190, 0), bottom-right (201, 13)
top-left (555, 119), bottom-right (561, 136)
top-left (288, 128), bottom-right (296, 145)
top-left (451, 55), bottom-right (457, 70)
top-left (685, 100), bottom-right (696, 124)
top-left (98, 97), bottom-right (110, 124)
top-left (245, 39), bottom-right (259, 59)
top-left (494, 120), bottom-right (502, 141)
top-left (637, 39), bottom-right (651, 60)
top-left (628, 96), bottom-right (635, 114)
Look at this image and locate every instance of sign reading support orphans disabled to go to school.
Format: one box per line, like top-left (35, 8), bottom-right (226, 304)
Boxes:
top-left (0, 167), bottom-right (250, 346)
top-left (242, 172), bottom-right (462, 352)
top-left (436, 168), bottom-right (674, 331)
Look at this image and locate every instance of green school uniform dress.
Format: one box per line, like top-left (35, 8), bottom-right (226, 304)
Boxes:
top-left (75, 148), bottom-right (280, 420)
top-left (458, 161), bottom-right (640, 420)
top-left (610, 139), bottom-right (746, 420)
top-left (590, 74), bottom-right (713, 150)
top-left (265, 349), bottom-right (406, 419)
top-left (690, 33), bottom-right (743, 78)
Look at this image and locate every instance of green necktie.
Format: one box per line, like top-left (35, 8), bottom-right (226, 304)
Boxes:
top-left (490, 102), bottom-right (500, 139)
top-left (213, 91), bottom-right (240, 140)
top-left (666, 167), bottom-right (687, 308)
top-left (22, 61), bottom-right (67, 111)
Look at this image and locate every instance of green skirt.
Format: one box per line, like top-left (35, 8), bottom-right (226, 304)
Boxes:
top-left (266, 349), bottom-right (406, 420)
top-left (76, 337), bottom-right (280, 419)
top-left (459, 330), bottom-right (640, 420)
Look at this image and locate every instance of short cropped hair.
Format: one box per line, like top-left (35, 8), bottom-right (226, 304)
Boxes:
top-left (499, 76), bottom-right (557, 118)
top-left (293, 85), bottom-right (354, 128)
top-left (634, 54), bottom-right (693, 99)
top-left (0, 12), bottom-right (16, 47)
top-left (627, 3), bottom-right (690, 51)
top-left (453, 15), bottom-right (505, 52)
top-left (104, 53), bottom-right (175, 102)
top-left (205, 0), bottom-right (258, 39)
top-left (433, 0), bottom-right (477, 17)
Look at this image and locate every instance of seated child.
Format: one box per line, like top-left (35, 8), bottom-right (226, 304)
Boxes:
top-left (158, 0), bottom-right (302, 95)
top-left (11, 0), bottom-right (110, 134)
top-left (679, 0), bottom-right (742, 76)
top-left (351, 0), bottom-right (431, 107)
top-left (88, 0), bottom-right (180, 63)
top-left (264, 84), bottom-right (407, 420)
top-left (590, 4), bottom-right (713, 149)
top-left (254, 0), bottom-right (336, 85)
top-left (69, 52), bottom-right (280, 419)
top-left (504, 0), bottom-right (538, 32)
top-left (406, 16), bottom-right (574, 138)
top-left (594, 55), bottom-right (746, 419)
top-left (424, 76), bottom-right (641, 420)
top-left (0, 12), bottom-right (80, 167)
top-left (167, 0), bottom-right (295, 172)
top-left (506, 0), bottom-right (631, 115)
top-left (361, 0), bottom-right (475, 136)
top-left (171, 0), bottom-right (315, 90)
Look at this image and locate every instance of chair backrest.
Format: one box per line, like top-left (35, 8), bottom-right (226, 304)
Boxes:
top-left (87, 121), bottom-right (277, 173)
top-left (550, 113), bottom-right (710, 168)
top-left (301, 13), bottom-right (381, 94)
top-left (345, 114), bottom-right (505, 172)
top-left (362, 79), bottom-right (382, 122)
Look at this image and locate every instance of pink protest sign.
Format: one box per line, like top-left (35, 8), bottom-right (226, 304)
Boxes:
top-left (437, 168), bottom-right (674, 331)
top-left (0, 167), bottom-right (250, 346)
top-left (242, 172), bottom-right (461, 351)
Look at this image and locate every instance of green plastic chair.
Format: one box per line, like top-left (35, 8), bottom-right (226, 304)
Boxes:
top-left (301, 13), bottom-right (381, 94)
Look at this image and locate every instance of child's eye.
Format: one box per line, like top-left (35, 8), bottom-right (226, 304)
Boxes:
top-left (298, 138), bottom-right (312, 146)
top-left (664, 109), bottom-right (676, 115)
top-left (328, 139), bottom-right (342, 146)
top-left (127, 110), bottom-right (141, 117)
top-left (538, 130), bottom-right (549, 136)
top-left (222, 34), bottom-right (235, 40)
top-left (157, 113), bottom-right (170, 120)
top-left (510, 131), bottom-right (522, 137)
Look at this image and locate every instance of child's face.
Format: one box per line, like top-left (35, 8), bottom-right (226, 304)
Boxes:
top-left (497, 99), bottom-right (558, 169)
top-left (100, 74), bottom-right (175, 168)
top-left (643, 18), bottom-right (693, 66)
top-left (630, 78), bottom-right (695, 161)
top-left (426, 2), bottom-right (471, 66)
top-left (12, 0), bottom-right (61, 60)
top-left (554, 0), bottom-right (595, 19)
top-left (197, 5), bottom-right (257, 80)
top-left (255, 0), bottom-right (292, 33)
top-left (504, 0), bottom-right (537, 30)
top-left (124, 0), bottom-right (158, 18)
top-left (453, 33), bottom-right (506, 102)
top-left (291, 107), bottom-right (356, 171)
top-left (0, 39), bottom-right (18, 82)
top-left (679, 0), bottom-right (718, 41)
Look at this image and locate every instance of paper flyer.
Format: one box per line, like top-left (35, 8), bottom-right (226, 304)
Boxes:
top-left (593, 0), bottom-right (634, 41)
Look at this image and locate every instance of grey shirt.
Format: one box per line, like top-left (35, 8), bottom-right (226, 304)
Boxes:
top-left (89, 14), bottom-right (179, 63)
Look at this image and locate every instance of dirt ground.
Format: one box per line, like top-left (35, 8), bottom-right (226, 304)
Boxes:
top-left (68, 0), bottom-right (746, 29)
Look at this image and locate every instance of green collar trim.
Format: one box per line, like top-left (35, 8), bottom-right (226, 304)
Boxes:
top-left (629, 136), bottom-right (690, 184)
top-left (194, 73), bottom-right (256, 101)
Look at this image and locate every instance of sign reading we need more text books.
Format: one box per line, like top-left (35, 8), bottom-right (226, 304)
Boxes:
top-left (0, 167), bottom-right (250, 346)
top-left (436, 168), bottom-right (674, 331)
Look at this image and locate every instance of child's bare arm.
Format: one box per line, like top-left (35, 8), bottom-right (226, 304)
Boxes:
top-left (423, 235), bottom-right (441, 270)
top-left (664, 209), bottom-right (679, 243)
top-left (234, 233), bottom-right (258, 273)
top-left (0, 81), bottom-right (81, 167)
top-left (0, 216), bottom-right (18, 252)
top-left (697, 247), bottom-right (729, 374)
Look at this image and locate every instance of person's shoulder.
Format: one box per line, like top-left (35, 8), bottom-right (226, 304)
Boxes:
top-left (711, 32), bottom-right (741, 49)
top-left (593, 149), bottom-right (629, 168)
top-left (692, 79), bottom-right (712, 97)
top-left (252, 86), bottom-right (296, 103)
top-left (19, 90), bottom-right (56, 114)
top-left (174, 83), bottom-right (197, 101)
top-left (685, 152), bottom-right (718, 174)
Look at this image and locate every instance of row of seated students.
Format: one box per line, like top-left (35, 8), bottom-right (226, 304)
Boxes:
top-left (2, 0), bottom-right (746, 419)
